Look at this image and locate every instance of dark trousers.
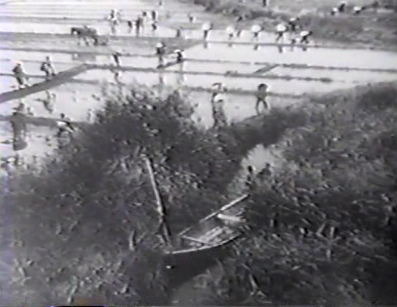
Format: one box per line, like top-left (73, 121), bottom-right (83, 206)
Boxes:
top-left (300, 36), bottom-right (310, 44)
top-left (256, 97), bottom-right (269, 113)
top-left (275, 32), bottom-right (284, 42)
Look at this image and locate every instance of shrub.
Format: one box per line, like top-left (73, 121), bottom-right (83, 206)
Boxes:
top-left (180, 82), bottom-right (397, 305)
top-left (1, 84), bottom-right (304, 305)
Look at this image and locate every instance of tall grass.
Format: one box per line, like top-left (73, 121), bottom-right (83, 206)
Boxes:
top-left (179, 82), bottom-right (397, 305)
top-left (0, 85), bottom-right (303, 305)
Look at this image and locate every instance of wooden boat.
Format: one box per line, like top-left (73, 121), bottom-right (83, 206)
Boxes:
top-left (163, 194), bottom-right (251, 267)
top-left (0, 64), bottom-right (88, 104)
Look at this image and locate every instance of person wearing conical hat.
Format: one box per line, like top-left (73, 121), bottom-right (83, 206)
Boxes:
top-left (337, 1), bottom-right (347, 12)
top-left (156, 41), bottom-right (166, 67)
top-left (353, 5), bottom-right (364, 14)
top-left (56, 113), bottom-right (74, 139)
top-left (12, 62), bottom-right (29, 89)
top-left (275, 22), bottom-right (287, 42)
top-left (40, 56), bottom-right (56, 80)
top-left (174, 49), bottom-right (184, 63)
top-left (251, 24), bottom-right (262, 40)
top-left (255, 83), bottom-right (270, 114)
top-left (330, 6), bottom-right (339, 15)
top-left (287, 17), bottom-right (300, 33)
top-left (226, 25), bottom-right (236, 40)
top-left (202, 22), bottom-right (212, 40)
top-left (211, 89), bottom-right (227, 127)
top-left (299, 30), bottom-right (313, 44)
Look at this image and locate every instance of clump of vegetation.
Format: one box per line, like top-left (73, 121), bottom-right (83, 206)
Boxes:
top-left (1, 84), bottom-right (303, 306)
top-left (179, 82), bottom-right (397, 305)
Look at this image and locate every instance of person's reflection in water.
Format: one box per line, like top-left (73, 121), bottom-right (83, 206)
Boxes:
top-left (203, 41), bottom-right (209, 49)
top-left (159, 72), bottom-right (165, 86)
top-left (278, 45), bottom-right (283, 53)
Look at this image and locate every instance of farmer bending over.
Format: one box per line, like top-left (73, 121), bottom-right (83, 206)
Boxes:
top-left (251, 24), bottom-right (262, 41)
top-left (12, 62), bottom-right (29, 89)
top-left (41, 56), bottom-right (56, 80)
top-left (112, 51), bottom-right (122, 66)
top-left (202, 22), bottom-right (212, 40)
top-left (300, 30), bottom-right (313, 44)
top-left (287, 17), bottom-right (300, 33)
top-left (174, 49), bottom-right (184, 63)
top-left (226, 25), bottom-right (236, 40)
top-left (275, 23), bottom-right (287, 42)
top-left (156, 42), bottom-right (166, 68)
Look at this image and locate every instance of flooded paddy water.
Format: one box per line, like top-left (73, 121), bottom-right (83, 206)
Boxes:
top-left (1, 36), bottom-right (397, 164)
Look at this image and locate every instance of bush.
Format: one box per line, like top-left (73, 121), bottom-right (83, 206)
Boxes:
top-left (1, 84), bottom-right (305, 305)
top-left (180, 82), bottom-right (397, 305)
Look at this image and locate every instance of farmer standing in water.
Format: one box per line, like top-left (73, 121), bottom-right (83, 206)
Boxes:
top-left (40, 56), bottom-right (56, 80)
top-left (156, 41), bottom-right (166, 68)
top-left (12, 62), bottom-right (29, 89)
top-left (275, 22), bottom-right (287, 43)
top-left (251, 24), bottom-right (262, 41)
top-left (135, 15), bottom-right (143, 36)
top-left (202, 21), bottom-right (212, 40)
top-left (211, 82), bottom-right (228, 128)
top-left (255, 83), bottom-right (270, 114)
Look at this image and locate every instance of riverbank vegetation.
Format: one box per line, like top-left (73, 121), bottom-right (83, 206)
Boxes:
top-left (178, 82), bottom-right (397, 305)
top-left (3, 81), bottom-right (397, 305)
top-left (0, 85), bottom-right (302, 306)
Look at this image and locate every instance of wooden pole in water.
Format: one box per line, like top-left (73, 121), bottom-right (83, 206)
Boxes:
top-left (143, 155), bottom-right (171, 244)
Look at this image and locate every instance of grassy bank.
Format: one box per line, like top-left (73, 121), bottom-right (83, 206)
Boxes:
top-left (0, 85), bottom-right (303, 305)
top-left (189, 0), bottom-right (397, 49)
top-left (172, 81), bottom-right (397, 305)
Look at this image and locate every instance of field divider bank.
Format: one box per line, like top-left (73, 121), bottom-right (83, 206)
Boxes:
top-left (1, 57), bottom-right (395, 74)
top-left (0, 31), bottom-right (388, 51)
top-left (0, 66), bottom-right (334, 85)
